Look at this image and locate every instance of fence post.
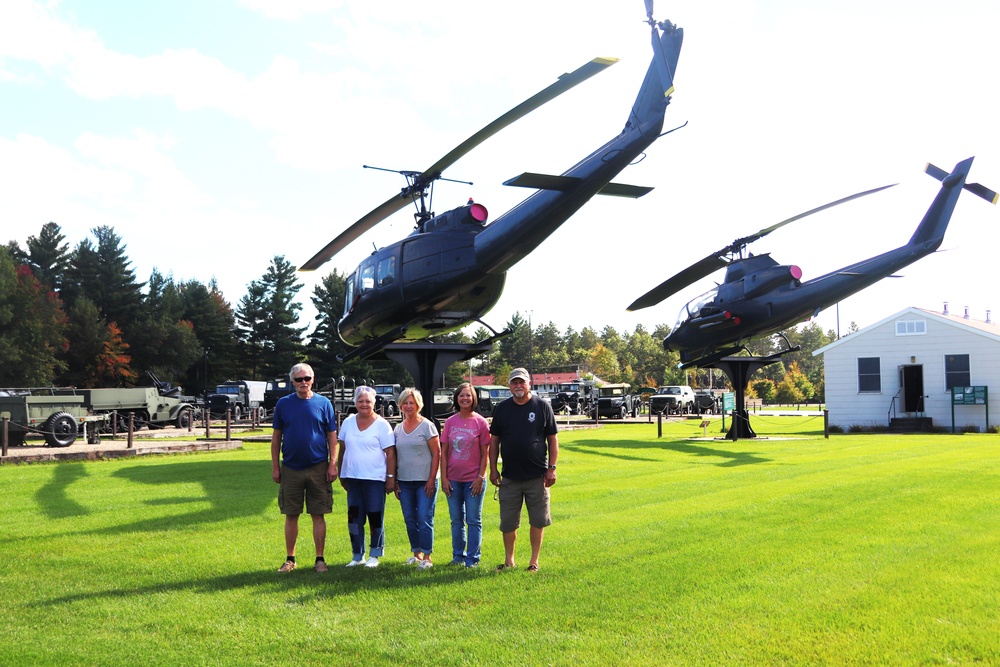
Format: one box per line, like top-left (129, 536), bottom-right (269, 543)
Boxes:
top-left (226, 408), bottom-right (232, 441)
top-left (2, 416), bottom-right (8, 457)
top-left (127, 413), bottom-right (134, 449)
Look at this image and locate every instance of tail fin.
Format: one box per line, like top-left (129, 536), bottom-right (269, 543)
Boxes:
top-left (908, 157), bottom-right (995, 247)
top-left (626, 20), bottom-right (683, 134)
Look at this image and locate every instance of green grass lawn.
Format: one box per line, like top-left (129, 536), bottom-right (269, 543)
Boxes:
top-left (1, 420), bottom-right (998, 665)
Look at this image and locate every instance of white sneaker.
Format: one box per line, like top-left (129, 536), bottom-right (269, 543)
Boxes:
top-left (364, 557), bottom-right (380, 568)
top-left (345, 559), bottom-right (363, 568)
top-left (418, 560), bottom-right (433, 570)
top-left (405, 556), bottom-right (421, 565)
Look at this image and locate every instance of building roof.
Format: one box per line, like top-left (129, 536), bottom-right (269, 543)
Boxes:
top-left (463, 371), bottom-right (591, 386)
top-left (813, 305), bottom-right (1000, 356)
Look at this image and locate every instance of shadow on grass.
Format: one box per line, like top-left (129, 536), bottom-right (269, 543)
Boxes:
top-left (565, 437), bottom-right (770, 467)
top-left (36, 460), bottom-right (275, 537)
top-left (36, 563), bottom-right (495, 607)
top-left (35, 463), bottom-right (91, 518)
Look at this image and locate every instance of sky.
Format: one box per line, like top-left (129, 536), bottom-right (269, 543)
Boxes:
top-left (2, 0), bottom-right (999, 346)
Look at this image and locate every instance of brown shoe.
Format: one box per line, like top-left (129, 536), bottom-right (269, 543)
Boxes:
top-left (314, 560), bottom-right (328, 573)
top-left (278, 560), bottom-right (296, 573)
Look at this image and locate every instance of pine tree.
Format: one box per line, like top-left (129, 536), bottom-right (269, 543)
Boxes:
top-left (26, 222), bottom-right (71, 292)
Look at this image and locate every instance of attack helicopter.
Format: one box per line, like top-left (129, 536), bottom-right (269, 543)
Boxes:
top-left (301, 3), bottom-right (684, 361)
top-left (629, 156), bottom-right (998, 368)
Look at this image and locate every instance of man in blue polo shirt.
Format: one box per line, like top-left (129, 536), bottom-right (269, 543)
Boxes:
top-left (270, 363), bottom-right (338, 573)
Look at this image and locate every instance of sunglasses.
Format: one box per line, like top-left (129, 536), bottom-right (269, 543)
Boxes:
top-left (293, 376), bottom-right (312, 383)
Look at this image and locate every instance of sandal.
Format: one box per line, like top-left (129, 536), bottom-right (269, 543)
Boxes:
top-left (527, 564), bottom-right (539, 572)
top-left (495, 563), bottom-right (515, 572)
top-left (278, 560), bottom-right (296, 573)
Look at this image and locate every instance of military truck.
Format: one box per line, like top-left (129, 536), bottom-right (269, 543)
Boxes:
top-left (263, 379), bottom-right (295, 414)
top-left (550, 379), bottom-right (595, 415)
top-left (649, 385), bottom-right (695, 415)
top-left (0, 387), bottom-right (106, 447)
top-left (58, 386), bottom-right (196, 429)
top-left (591, 383), bottom-right (640, 419)
top-left (474, 385), bottom-right (512, 418)
top-left (208, 380), bottom-right (267, 420)
top-left (373, 383), bottom-right (403, 417)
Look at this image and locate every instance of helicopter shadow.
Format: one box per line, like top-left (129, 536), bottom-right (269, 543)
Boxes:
top-left (104, 460), bottom-right (275, 535)
top-left (35, 463), bottom-right (91, 519)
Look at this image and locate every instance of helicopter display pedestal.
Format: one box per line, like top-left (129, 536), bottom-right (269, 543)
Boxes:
top-left (382, 341), bottom-right (494, 425)
top-left (706, 349), bottom-right (798, 441)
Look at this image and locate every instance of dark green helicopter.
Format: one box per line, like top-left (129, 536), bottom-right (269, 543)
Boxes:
top-left (629, 157), bottom-right (997, 368)
top-left (300, 2), bottom-right (683, 360)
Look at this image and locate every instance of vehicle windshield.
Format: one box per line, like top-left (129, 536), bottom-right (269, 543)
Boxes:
top-left (600, 387), bottom-right (625, 397)
top-left (216, 386), bottom-right (239, 394)
top-left (676, 286), bottom-right (719, 329)
top-left (489, 388), bottom-right (512, 400)
top-left (376, 386), bottom-right (393, 395)
top-left (659, 387), bottom-right (680, 394)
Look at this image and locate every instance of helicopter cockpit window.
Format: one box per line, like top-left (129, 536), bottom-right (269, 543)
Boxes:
top-left (360, 263), bottom-right (375, 293)
top-left (377, 256), bottom-right (396, 287)
top-left (676, 287), bottom-right (719, 329)
top-left (343, 273), bottom-right (356, 316)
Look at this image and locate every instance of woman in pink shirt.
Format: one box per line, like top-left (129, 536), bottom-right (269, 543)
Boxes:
top-left (440, 383), bottom-right (491, 567)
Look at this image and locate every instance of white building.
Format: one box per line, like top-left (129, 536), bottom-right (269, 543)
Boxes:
top-left (813, 306), bottom-right (1000, 431)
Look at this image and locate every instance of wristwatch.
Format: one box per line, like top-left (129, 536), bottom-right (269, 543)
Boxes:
top-left (386, 474), bottom-right (395, 478)
top-left (548, 465), bottom-right (557, 470)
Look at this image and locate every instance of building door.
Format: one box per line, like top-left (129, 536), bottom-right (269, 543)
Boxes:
top-left (899, 365), bottom-right (925, 414)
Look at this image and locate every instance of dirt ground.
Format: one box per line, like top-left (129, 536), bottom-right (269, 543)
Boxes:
top-left (1, 426), bottom-right (244, 465)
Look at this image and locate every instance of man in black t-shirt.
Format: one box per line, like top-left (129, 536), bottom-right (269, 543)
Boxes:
top-left (489, 367), bottom-right (559, 572)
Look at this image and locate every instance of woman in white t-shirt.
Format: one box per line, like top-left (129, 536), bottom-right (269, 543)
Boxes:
top-left (337, 385), bottom-right (396, 568)
top-left (440, 383), bottom-right (491, 567)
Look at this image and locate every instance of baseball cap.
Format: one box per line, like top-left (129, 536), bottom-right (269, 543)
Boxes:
top-left (509, 367), bottom-right (530, 384)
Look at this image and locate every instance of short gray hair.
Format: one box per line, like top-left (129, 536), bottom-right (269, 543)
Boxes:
top-left (353, 385), bottom-right (376, 403)
top-left (289, 363), bottom-right (314, 381)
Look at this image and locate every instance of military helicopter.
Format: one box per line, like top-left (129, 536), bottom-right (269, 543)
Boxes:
top-left (629, 156), bottom-right (998, 368)
top-left (301, 3), bottom-right (683, 361)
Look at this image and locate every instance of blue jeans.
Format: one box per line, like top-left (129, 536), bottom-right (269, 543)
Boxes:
top-left (446, 480), bottom-right (485, 566)
top-left (397, 479), bottom-right (438, 555)
top-left (345, 479), bottom-right (386, 559)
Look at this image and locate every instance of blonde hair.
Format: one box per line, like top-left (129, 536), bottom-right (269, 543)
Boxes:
top-left (397, 387), bottom-right (424, 412)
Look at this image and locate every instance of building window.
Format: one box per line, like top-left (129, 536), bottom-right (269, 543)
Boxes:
top-left (857, 357), bottom-right (881, 393)
top-left (895, 320), bottom-right (926, 336)
top-left (945, 354), bottom-right (970, 390)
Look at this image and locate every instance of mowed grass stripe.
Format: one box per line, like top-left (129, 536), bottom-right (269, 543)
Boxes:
top-left (0, 423), bottom-right (997, 665)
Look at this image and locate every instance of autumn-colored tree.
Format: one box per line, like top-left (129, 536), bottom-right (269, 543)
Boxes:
top-left (96, 322), bottom-right (137, 387)
top-left (0, 251), bottom-right (68, 385)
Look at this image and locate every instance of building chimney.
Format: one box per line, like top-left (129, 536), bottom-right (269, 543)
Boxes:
top-left (964, 306), bottom-right (970, 319)
top-left (943, 302), bottom-right (949, 316)
top-left (987, 310), bottom-right (993, 325)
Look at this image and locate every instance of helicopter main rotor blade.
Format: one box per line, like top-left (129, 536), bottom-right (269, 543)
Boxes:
top-left (627, 183), bottom-right (897, 311)
top-left (300, 57), bottom-right (618, 272)
top-left (627, 254), bottom-right (728, 311)
top-left (730, 183), bottom-right (897, 251)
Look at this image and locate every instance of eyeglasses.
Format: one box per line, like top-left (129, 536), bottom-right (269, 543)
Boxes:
top-left (293, 376), bottom-right (312, 383)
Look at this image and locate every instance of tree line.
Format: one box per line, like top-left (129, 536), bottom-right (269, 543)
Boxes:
top-left (2, 223), bottom-right (840, 398)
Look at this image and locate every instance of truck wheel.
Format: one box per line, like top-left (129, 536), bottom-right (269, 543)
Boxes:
top-left (232, 405), bottom-right (242, 421)
top-left (175, 408), bottom-right (192, 429)
top-left (618, 406), bottom-right (626, 420)
top-left (386, 404), bottom-right (396, 418)
top-left (44, 412), bottom-right (78, 447)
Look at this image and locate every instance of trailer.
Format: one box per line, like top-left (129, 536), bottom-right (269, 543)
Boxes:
top-left (0, 388), bottom-right (107, 447)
